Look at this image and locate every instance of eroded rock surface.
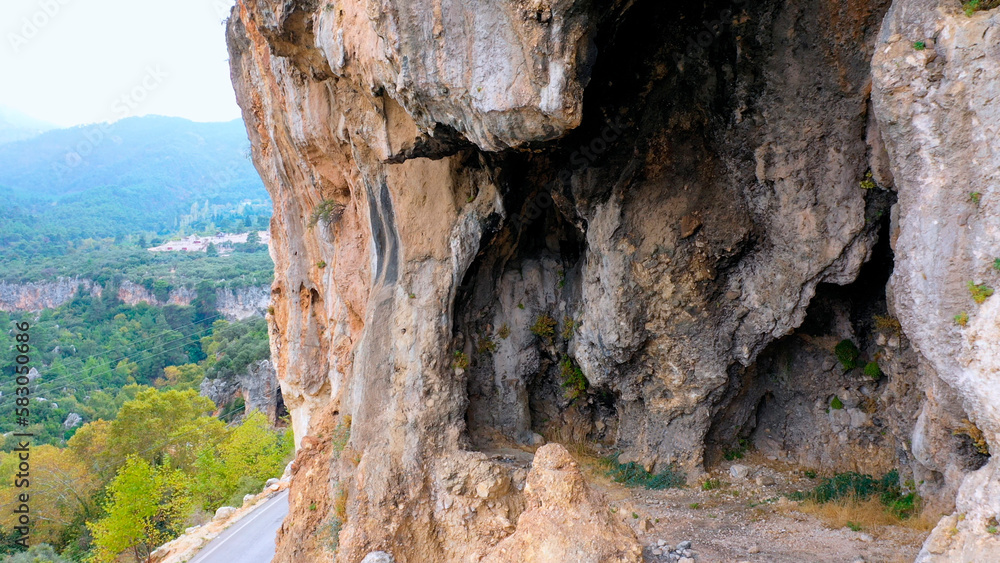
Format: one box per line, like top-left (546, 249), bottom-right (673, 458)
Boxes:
top-left (200, 359), bottom-right (285, 423)
top-left (872, 0), bottom-right (1000, 559)
top-left (0, 278), bottom-right (268, 320)
top-left (226, 0), bottom-right (998, 560)
top-left (481, 444), bottom-right (642, 563)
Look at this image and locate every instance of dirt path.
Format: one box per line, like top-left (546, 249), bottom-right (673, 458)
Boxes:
top-left (583, 455), bottom-right (931, 563)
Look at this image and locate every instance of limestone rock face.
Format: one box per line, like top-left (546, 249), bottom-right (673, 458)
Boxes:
top-left (0, 278), bottom-right (268, 320)
top-left (0, 277), bottom-right (99, 311)
top-left (481, 444), bottom-right (642, 563)
top-left (200, 359), bottom-right (284, 423)
top-left (872, 0), bottom-right (1000, 559)
top-left (227, 0), bottom-right (997, 560)
top-left (313, 0), bottom-right (596, 152)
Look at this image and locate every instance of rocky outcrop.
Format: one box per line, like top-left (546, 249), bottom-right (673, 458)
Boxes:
top-left (116, 281), bottom-right (197, 308)
top-left (0, 277), bottom-right (99, 311)
top-left (227, 0), bottom-right (997, 561)
top-left (481, 444), bottom-right (642, 563)
top-left (200, 359), bottom-right (285, 423)
top-left (871, 0), bottom-right (1000, 559)
top-left (117, 281), bottom-right (269, 320)
top-left (216, 285), bottom-right (271, 320)
top-left (0, 278), bottom-right (269, 320)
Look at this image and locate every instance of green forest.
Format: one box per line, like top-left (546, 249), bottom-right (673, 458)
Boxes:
top-left (0, 115), bottom-right (289, 562)
top-left (0, 297), bottom-right (286, 562)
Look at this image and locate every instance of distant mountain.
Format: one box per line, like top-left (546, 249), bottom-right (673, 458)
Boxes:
top-left (0, 116), bottom-right (269, 243)
top-left (0, 115), bottom-right (266, 200)
top-left (0, 106), bottom-right (57, 144)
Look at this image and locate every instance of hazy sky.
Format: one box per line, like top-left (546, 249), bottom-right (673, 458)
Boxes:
top-left (0, 0), bottom-right (242, 127)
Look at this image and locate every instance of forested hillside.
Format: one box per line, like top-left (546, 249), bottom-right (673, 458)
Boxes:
top-left (0, 115), bottom-right (286, 562)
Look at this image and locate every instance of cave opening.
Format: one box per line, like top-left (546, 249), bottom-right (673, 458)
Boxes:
top-left (706, 194), bottom-right (904, 474)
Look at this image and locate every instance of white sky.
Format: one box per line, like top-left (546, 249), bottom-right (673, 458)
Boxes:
top-left (0, 0), bottom-right (242, 127)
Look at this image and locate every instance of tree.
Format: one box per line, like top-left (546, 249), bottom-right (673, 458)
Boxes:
top-left (0, 445), bottom-right (99, 547)
top-left (0, 543), bottom-right (73, 562)
top-left (246, 230), bottom-right (260, 245)
top-left (105, 388), bottom-right (224, 475)
top-left (67, 419), bottom-right (113, 481)
top-left (205, 242), bottom-right (218, 257)
top-left (192, 281), bottom-right (217, 326)
top-left (87, 457), bottom-right (192, 563)
top-left (189, 412), bottom-right (292, 510)
top-left (202, 318), bottom-right (269, 381)
top-left (159, 363), bottom-right (205, 391)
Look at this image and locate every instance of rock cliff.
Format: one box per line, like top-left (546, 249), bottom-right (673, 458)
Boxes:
top-left (201, 359), bottom-right (286, 423)
top-left (0, 277), bottom-right (100, 310)
top-left (226, 0), bottom-right (999, 561)
top-left (0, 279), bottom-right (270, 321)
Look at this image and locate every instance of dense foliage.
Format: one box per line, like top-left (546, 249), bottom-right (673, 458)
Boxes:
top-left (203, 318), bottom-right (270, 381)
top-left (0, 297), bottom-right (272, 447)
top-left (0, 114), bottom-right (287, 562)
top-left (0, 392), bottom-right (292, 563)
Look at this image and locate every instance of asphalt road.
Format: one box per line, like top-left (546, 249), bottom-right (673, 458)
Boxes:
top-left (189, 489), bottom-right (289, 563)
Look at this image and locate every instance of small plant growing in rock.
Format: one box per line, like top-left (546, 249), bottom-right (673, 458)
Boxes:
top-left (968, 281), bottom-right (994, 304)
top-left (859, 171), bottom-right (877, 189)
top-left (333, 485), bottom-right (348, 521)
top-left (846, 521), bottom-right (863, 532)
top-left (600, 453), bottom-right (686, 490)
top-left (452, 350), bottom-right (470, 370)
top-left (309, 199), bottom-right (346, 227)
top-left (408, 292), bottom-right (416, 299)
top-left (331, 415), bottom-right (352, 457)
top-left (970, 191), bottom-right (983, 206)
top-left (987, 516), bottom-right (999, 535)
top-left (962, 0), bottom-right (999, 16)
top-left (688, 503), bottom-right (701, 509)
top-left (953, 418), bottom-right (989, 455)
top-left (830, 396), bottom-right (844, 410)
top-left (789, 469), bottom-right (920, 519)
top-left (559, 355), bottom-right (589, 400)
top-left (834, 339), bottom-right (861, 370)
top-left (913, 41), bottom-right (926, 50)
top-left (317, 260), bottom-right (327, 269)
top-left (993, 258), bottom-right (1000, 272)
top-left (955, 311), bottom-right (969, 326)
top-left (702, 478), bottom-right (723, 491)
top-left (497, 323), bottom-right (511, 339)
top-left (863, 361), bottom-right (883, 379)
top-left (530, 314), bottom-right (558, 341)
top-left (267, 306), bottom-right (275, 316)
top-left (517, 302), bottom-right (525, 310)
top-left (561, 316), bottom-right (577, 340)
top-left (309, 502), bottom-right (317, 511)
top-left (476, 334), bottom-right (497, 355)
top-left (320, 516), bottom-right (342, 553)
top-left (873, 314), bottom-right (902, 335)
top-left (804, 470), bottom-right (818, 479)
top-left (724, 437), bottom-right (751, 461)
